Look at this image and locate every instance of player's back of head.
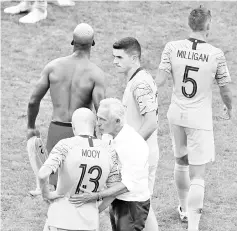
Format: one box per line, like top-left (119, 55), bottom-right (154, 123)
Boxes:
top-left (188, 5), bottom-right (211, 32)
top-left (113, 37), bottom-right (141, 59)
top-left (72, 108), bottom-right (96, 136)
top-left (71, 23), bottom-right (95, 49)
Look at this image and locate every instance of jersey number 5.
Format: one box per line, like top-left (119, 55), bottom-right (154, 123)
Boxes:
top-left (75, 164), bottom-right (102, 194)
top-left (182, 65), bottom-right (199, 98)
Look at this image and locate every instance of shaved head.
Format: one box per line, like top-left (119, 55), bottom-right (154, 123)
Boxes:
top-left (72, 108), bottom-right (96, 136)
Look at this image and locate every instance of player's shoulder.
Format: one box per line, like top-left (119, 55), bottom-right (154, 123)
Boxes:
top-left (88, 62), bottom-right (105, 82)
top-left (207, 44), bottom-right (225, 58)
top-left (131, 69), bottom-right (155, 90)
top-left (44, 56), bottom-right (68, 72)
top-left (93, 138), bottom-right (111, 149)
top-left (163, 39), bottom-right (186, 49)
top-left (57, 136), bottom-right (79, 148)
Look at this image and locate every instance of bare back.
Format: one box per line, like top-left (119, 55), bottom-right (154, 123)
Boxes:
top-left (48, 55), bottom-right (105, 122)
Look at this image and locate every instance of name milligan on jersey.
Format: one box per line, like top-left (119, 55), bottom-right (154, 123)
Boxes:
top-left (177, 50), bottom-right (209, 62)
top-left (82, 149), bottom-right (100, 158)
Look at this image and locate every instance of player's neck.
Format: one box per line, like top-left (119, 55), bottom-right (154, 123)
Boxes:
top-left (72, 49), bottom-right (91, 58)
top-left (126, 64), bottom-right (141, 82)
top-left (189, 32), bottom-right (207, 42)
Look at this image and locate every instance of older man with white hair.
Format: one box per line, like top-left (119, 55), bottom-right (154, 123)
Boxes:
top-left (38, 107), bottom-right (121, 231)
top-left (70, 98), bottom-right (151, 231)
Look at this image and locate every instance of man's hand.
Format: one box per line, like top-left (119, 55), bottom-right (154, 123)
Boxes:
top-left (27, 128), bottom-right (40, 140)
top-left (69, 187), bottom-right (98, 208)
top-left (42, 191), bottom-right (64, 203)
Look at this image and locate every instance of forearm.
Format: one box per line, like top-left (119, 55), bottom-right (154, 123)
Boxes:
top-left (99, 182), bottom-right (128, 199)
top-left (220, 85), bottom-right (232, 109)
top-left (138, 121), bottom-right (158, 141)
top-left (38, 166), bottom-right (53, 195)
top-left (156, 69), bottom-right (169, 87)
top-left (98, 196), bottom-right (115, 213)
top-left (27, 102), bottom-right (40, 129)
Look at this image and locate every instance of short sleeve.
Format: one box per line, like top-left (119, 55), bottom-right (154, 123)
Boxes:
top-left (133, 80), bottom-right (158, 116)
top-left (43, 140), bottom-right (69, 173)
top-left (158, 42), bottom-right (173, 74)
top-left (215, 50), bottom-right (231, 86)
top-left (106, 147), bottom-right (121, 188)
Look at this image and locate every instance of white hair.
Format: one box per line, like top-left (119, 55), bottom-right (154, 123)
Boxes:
top-left (99, 98), bottom-right (125, 125)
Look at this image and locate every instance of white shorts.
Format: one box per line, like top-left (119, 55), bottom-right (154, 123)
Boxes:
top-left (169, 123), bottom-right (215, 165)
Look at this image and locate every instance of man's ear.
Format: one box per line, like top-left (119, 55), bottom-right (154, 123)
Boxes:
top-left (115, 118), bottom-right (120, 124)
top-left (132, 54), bottom-right (139, 63)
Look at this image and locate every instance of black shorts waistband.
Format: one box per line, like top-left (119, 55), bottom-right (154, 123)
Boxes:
top-left (51, 121), bottom-right (72, 127)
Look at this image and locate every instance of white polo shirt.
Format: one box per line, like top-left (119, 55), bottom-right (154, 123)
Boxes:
top-left (112, 124), bottom-right (150, 202)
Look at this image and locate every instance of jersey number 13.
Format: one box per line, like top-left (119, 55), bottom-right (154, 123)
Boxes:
top-left (75, 164), bottom-right (102, 194)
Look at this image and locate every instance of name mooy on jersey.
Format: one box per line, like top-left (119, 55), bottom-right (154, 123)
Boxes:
top-left (177, 50), bottom-right (209, 62)
top-left (82, 149), bottom-right (100, 158)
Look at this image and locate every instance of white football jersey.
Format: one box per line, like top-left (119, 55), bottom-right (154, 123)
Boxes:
top-left (159, 38), bottom-right (231, 130)
top-left (122, 68), bottom-right (159, 165)
top-left (43, 136), bottom-right (120, 230)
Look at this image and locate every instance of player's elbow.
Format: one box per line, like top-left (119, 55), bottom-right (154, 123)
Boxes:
top-left (28, 96), bottom-right (40, 108)
top-left (145, 114), bottom-right (158, 132)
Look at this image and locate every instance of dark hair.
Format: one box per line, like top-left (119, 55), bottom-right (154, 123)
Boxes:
top-left (113, 37), bottom-right (141, 59)
top-left (188, 6), bottom-right (211, 31)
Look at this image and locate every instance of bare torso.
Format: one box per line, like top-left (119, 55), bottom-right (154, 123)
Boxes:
top-left (48, 55), bottom-right (102, 122)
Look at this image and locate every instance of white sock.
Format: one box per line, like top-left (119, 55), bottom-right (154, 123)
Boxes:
top-left (174, 163), bottom-right (190, 212)
top-left (34, 0), bottom-right (47, 12)
top-left (188, 178), bottom-right (205, 231)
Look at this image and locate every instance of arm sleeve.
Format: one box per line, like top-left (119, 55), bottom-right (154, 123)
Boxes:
top-left (215, 50), bottom-right (231, 86)
top-left (133, 80), bottom-right (158, 116)
top-left (43, 140), bottom-right (69, 173)
top-left (158, 42), bottom-right (173, 74)
top-left (106, 147), bottom-right (121, 188)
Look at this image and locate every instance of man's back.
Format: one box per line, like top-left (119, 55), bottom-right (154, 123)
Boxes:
top-left (43, 136), bottom-right (119, 230)
top-left (159, 38), bottom-right (231, 130)
top-left (48, 55), bottom-right (104, 122)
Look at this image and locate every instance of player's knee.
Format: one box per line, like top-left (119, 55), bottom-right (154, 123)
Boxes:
top-left (175, 155), bottom-right (189, 166)
top-left (189, 164), bottom-right (205, 180)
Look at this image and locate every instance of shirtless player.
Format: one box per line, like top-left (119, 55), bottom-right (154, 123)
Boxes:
top-left (27, 23), bottom-right (105, 188)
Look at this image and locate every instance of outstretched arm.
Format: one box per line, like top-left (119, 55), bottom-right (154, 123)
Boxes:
top-left (92, 69), bottom-right (105, 112)
top-left (27, 64), bottom-right (50, 139)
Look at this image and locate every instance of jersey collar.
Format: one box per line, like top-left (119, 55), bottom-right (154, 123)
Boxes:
top-left (188, 37), bottom-right (206, 44)
top-left (129, 67), bottom-right (144, 82)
